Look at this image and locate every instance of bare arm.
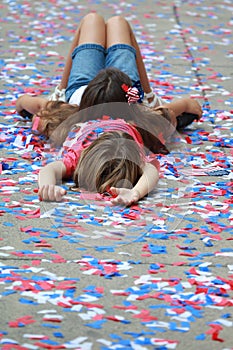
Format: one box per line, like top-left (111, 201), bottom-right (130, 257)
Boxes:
top-left (110, 162), bottom-right (159, 206)
top-left (38, 160), bottom-right (67, 201)
top-left (16, 95), bottom-right (47, 116)
top-left (161, 97), bottom-right (203, 119)
top-left (130, 34), bottom-right (151, 94)
top-left (128, 25), bottom-right (161, 107)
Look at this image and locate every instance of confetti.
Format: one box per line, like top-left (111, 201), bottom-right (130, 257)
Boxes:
top-left (0, 1), bottom-right (232, 349)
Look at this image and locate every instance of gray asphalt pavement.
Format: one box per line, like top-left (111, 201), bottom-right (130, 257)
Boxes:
top-left (0, 1), bottom-right (232, 349)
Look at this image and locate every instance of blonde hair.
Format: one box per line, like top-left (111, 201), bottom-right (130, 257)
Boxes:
top-left (36, 101), bottom-right (78, 138)
top-left (72, 131), bottom-right (144, 193)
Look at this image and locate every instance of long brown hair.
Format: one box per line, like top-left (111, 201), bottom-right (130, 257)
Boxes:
top-left (48, 67), bottom-right (174, 154)
top-left (79, 67), bottom-right (131, 111)
top-left (47, 68), bottom-right (133, 144)
top-left (51, 102), bottom-right (173, 154)
top-left (36, 101), bottom-right (78, 138)
top-left (72, 131), bottom-right (144, 193)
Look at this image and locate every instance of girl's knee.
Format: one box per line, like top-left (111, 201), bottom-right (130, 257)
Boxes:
top-left (82, 13), bottom-right (104, 26)
top-left (106, 15), bottom-right (128, 27)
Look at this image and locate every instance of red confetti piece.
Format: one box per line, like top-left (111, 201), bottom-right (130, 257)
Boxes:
top-left (8, 315), bottom-right (36, 327)
top-left (206, 324), bottom-right (224, 342)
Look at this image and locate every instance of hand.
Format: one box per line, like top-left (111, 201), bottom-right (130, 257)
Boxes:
top-left (110, 187), bottom-right (140, 207)
top-left (184, 98), bottom-right (202, 120)
top-left (38, 184), bottom-right (66, 202)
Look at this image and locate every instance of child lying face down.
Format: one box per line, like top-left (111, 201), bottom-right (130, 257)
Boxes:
top-left (38, 117), bottom-right (160, 206)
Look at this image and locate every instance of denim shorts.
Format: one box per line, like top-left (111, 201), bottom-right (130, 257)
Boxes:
top-left (65, 43), bottom-right (140, 102)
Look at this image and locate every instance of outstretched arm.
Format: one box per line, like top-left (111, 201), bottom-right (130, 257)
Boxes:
top-left (16, 95), bottom-right (47, 117)
top-left (38, 160), bottom-right (67, 201)
top-left (110, 162), bottom-right (159, 206)
top-left (128, 27), bottom-right (158, 107)
top-left (129, 30), bottom-right (151, 95)
top-left (161, 97), bottom-right (203, 119)
top-left (128, 24), bottom-right (166, 107)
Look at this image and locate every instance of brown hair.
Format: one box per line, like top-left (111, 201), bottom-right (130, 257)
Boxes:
top-left (130, 105), bottom-right (174, 154)
top-left (36, 101), bottom-right (78, 138)
top-left (79, 67), bottom-right (131, 111)
top-left (46, 67), bottom-right (174, 154)
top-left (77, 67), bottom-right (174, 154)
top-left (41, 68), bottom-right (132, 143)
top-left (72, 131), bottom-right (144, 193)
top-left (51, 102), bottom-right (173, 154)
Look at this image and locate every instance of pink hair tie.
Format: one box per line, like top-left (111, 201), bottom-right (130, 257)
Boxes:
top-left (122, 84), bottom-right (140, 104)
top-left (32, 115), bottom-right (40, 133)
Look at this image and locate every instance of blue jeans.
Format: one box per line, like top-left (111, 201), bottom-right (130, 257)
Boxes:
top-left (65, 43), bottom-right (140, 102)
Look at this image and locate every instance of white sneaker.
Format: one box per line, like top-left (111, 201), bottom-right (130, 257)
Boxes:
top-left (48, 85), bottom-right (66, 102)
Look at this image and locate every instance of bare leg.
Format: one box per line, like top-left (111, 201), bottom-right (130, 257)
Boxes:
top-left (106, 16), bottom-right (151, 95)
top-left (59, 13), bottom-right (106, 90)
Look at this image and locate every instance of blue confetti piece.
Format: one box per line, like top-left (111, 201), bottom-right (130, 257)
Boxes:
top-left (85, 320), bottom-right (107, 329)
top-left (196, 334), bottom-right (206, 340)
top-left (19, 298), bottom-right (38, 305)
top-left (37, 339), bottom-right (60, 345)
top-left (95, 246), bottom-right (115, 252)
top-left (41, 323), bottom-right (60, 328)
top-left (3, 222), bottom-right (14, 227)
top-left (53, 332), bottom-right (64, 338)
top-left (148, 244), bottom-right (167, 254)
top-left (1, 290), bottom-right (17, 296)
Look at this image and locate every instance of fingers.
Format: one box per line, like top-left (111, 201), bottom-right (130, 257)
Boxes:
top-left (110, 187), bottom-right (128, 206)
top-left (39, 185), bottom-right (66, 202)
top-left (198, 104), bottom-right (203, 119)
top-left (192, 100), bottom-right (203, 119)
top-left (109, 187), bottom-right (118, 197)
top-left (110, 187), bottom-right (139, 207)
top-left (111, 195), bottom-right (129, 206)
top-left (194, 101), bottom-right (202, 120)
top-left (111, 198), bottom-right (128, 206)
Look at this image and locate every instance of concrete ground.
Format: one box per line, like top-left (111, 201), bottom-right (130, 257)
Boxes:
top-left (0, 0), bottom-right (232, 349)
